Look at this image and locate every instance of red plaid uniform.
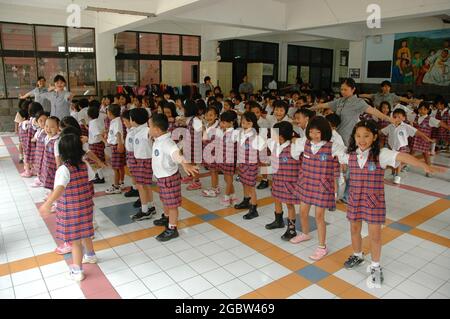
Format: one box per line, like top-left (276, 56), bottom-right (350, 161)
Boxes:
top-left (271, 144), bottom-right (301, 204)
top-left (202, 137), bottom-right (217, 170)
top-left (88, 142), bottom-right (105, 163)
top-left (216, 131), bottom-right (236, 176)
top-left (126, 151), bottom-right (137, 176)
top-left (55, 162), bottom-right (94, 242)
top-left (433, 110), bottom-right (449, 142)
top-left (24, 122), bottom-right (37, 164)
top-left (111, 144), bottom-right (126, 169)
top-left (42, 138), bottom-right (58, 190)
top-left (157, 172), bottom-right (182, 208)
top-left (237, 137), bottom-right (259, 187)
top-left (411, 115), bottom-right (432, 153)
top-left (33, 130), bottom-right (47, 176)
top-left (183, 118), bottom-right (202, 163)
top-left (80, 124), bottom-right (88, 137)
top-left (347, 153), bottom-right (386, 224)
top-left (378, 119), bottom-right (390, 147)
top-left (299, 141), bottom-right (335, 209)
top-left (133, 158), bottom-right (153, 186)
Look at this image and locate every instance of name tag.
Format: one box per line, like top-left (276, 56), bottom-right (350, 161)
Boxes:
top-left (320, 153), bottom-right (328, 161)
top-left (128, 137), bottom-right (133, 144)
top-left (281, 156), bottom-right (289, 163)
top-left (154, 149), bottom-right (160, 157)
top-left (135, 138), bottom-right (140, 145)
top-left (368, 162), bottom-right (377, 171)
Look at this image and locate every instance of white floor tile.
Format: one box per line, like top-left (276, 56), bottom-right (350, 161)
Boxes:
top-left (105, 268), bottom-right (139, 287)
top-left (0, 275), bottom-right (12, 290)
top-left (396, 280), bottom-right (433, 299)
top-left (259, 263), bottom-right (292, 280)
top-left (121, 251), bottom-right (152, 267)
top-left (14, 279), bottom-right (48, 299)
top-left (223, 260), bottom-right (255, 277)
top-left (11, 268), bottom-right (43, 287)
top-left (179, 275), bottom-right (214, 296)
top-left (131, 261), bottom-right (162, 279)
top-left (153, 284), bottom-right (189, 299)
top-left (297, 284), bottom-right (337, 299)
top-left (0, 287), bottom-right (15, 299)
top-left (239, 269), bottom-right (273, 290)
top-left (115, 280), bottom-right (150, 299)
top-left (50, 284), bottom-right (84, 299)
top-left (166, 264), bottom-right (198, 282)
top-left (202, 267), bottom-right (235, 286)
top-left (193, 287), bottom-right (229, 299)
top-left (209, 250), bottom-right (239, 267)
top-left (153, 254), bottom-right (185, 270)
top-left (189, 256), bottom-right (221, 273)
top-left (217, 278), bottom-right (253, 299)
top-left (142, 272), bottom-right (175, 292)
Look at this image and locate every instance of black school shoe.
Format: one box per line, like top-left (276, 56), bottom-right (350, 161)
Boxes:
top-left (130, 207), bottom-right (156, 221)
top-left (257, 180), bottom-right (269, 189)
top-left (234, 197), bottom-right (250, 209)
top-left (243, 205), bottom-right (259, 220)
top-left (281, 222), bottom-right (297, 241)
top-left (124, 187), bottom-right (139, 197)
top-left (156, 227), bottom-right (179, 242)
top-left (265, 212), bottom-right (285, 229)
top-left (133, 198), bottom-right (141, 208)
top-left (93, 177), bottom-right (105, 184)
top-left (153, 214), bottom-right (169, 227)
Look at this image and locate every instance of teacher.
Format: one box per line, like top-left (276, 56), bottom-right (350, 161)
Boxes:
top-left (238, 75), bottom-right (254, 99)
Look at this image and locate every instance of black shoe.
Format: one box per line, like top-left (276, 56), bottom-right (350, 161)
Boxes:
top-left (265, 212), bottom-right (285, 229)
top-left (133, 198), bottom-right (141, 208)
top-left (156, 227), bottom-right (179, 242)
top-left (344, 254), bottom-right (365, 269)
top-left (130, 207), bottom-right (156, 221)
top-left (257, 180), bottom-right (269, 190)
top-left (124, 188), bottom-right (139, 197)
top-left (19, 158), bottom-right (24, 164)
top-left (243, 205), bottom-right (259, 220)
top-left (234, 197), bottom-right (250, 210)
top-left (93, 177), bottom-right (105, 184)
top-left (281, 220), bottom-right (297, 241)
top-left (153, 214), bottom-right (169, 227)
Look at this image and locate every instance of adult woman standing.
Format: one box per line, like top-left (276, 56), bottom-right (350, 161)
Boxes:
top-left (359, 80), bottom-right (421, 108)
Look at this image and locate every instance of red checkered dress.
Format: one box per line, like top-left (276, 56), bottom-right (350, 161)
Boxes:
top-left (237, 136), bottom-right (259, 187)
top-left (55, 162), bottom-right (94, 242)
top-left (433, 110), bottom-right (449, 142)
top-left (33, 129), bottom-right (47, 176)
top-left (378, 119), bottom-right (390, 147)
top-left (104, 116), bottom-right (111, 133)
top-left (216, 130), bottom-right (236, 176)
top-left (134, 158), bottom-right (153, 186)
top-left (411, 115), bottom-right (432, 153)
top-left (157, 171), bottom-right (182, 208)
top-left (347, 153), bottom-right (386, 224)
top-left (42, 137), bottom-right (58, 190)
top-left (24, 121), bottom-right (37, 164)
top-left (126, 151), bottom-right (137, 176)
top-left (271, 144), bottom-right (301, 204)
top-left (80, 124), bottom-right (88, 137)
top-left (183, 118), bottom-right (202, 164)
top-left (18, 122), bottom-right (28, 146)
top-left (111, 144), bottom-right (126, 169)
top-left (299, 141), bottom-right (336, 209)
top-left (88, 142), bottom-right (105, 163)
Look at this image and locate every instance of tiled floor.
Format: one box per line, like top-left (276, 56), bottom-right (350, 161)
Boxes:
top-left (0, 134), bottom-right (449, 299)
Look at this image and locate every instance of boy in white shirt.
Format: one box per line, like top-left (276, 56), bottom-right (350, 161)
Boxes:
top-left (87, 106), bottom-right (106, 184)
top-left (150, 114), bottom-right (199, 242)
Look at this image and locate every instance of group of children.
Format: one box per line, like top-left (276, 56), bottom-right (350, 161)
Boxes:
top-left (15, 78), bottom-right (448, 288)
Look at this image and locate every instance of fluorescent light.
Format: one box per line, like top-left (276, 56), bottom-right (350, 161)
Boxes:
top-left (84, 6), bottom-right (156, 17)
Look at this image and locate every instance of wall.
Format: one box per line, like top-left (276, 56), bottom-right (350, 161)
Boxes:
top-left (363, 34), bottom-right (396, 84)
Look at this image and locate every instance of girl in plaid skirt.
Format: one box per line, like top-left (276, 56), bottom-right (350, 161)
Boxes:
top-left (21, 102), bottom-right (44, 178)
top-left (39, 134), bottom-right (97, 282)
top-left (340, 120), bottom-right (445, 288)
top-left (201, 106), bottom-right (220, 198)
top-left (30, 111), bottom-right (49, 188)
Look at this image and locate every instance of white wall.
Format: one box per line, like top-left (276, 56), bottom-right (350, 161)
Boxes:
top-left (363, 34), bottom-right (396, 84)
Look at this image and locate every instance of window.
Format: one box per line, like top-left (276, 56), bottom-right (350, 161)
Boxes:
top-left (37, 58), bottom-right (68, 83)
top-left (140, 60), bottom-right (160, 86)
top-left (1, 23), bottom-right (34, 51)
top-left (35, 26), bottom-right (66, 52)
top-left (68, 58), bottom-right (96, 96)
top-left (0, 58), bottom-right (5, 98)
top-left (67, 28), bottom-right (95, 53)
top-left (248, 42), bottom-right (263, 60)
top-left (4, 57), bottom-right (37, 98)
top-left (116, 60), bottom-right (138, 86)
top-left (162, 34), bottom-right (180, 55)
top-left (182, 61), bottom-right (199, 85)
top-left (182, 36), bottom-right (199, 56)
top-left (116, 32), bottom-right (138, 54)
top-left (139, 33), bottom-right (160, 55)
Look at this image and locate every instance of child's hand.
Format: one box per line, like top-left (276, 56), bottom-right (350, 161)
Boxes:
top-left (39, 203), bottom-right (52, 216)
top-left (182, 163), bottom-right (199, 176)
top-left (31, 138), bottom-right (37, 143)
top-left (117, 144), bottom-right (125, 153)
top-left (424, 165), bottom-right (447, 174)
top-left (98, 161), bottom-right (107, 169)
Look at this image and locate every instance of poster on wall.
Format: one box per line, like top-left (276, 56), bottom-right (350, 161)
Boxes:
top-left (349, 68), bottom-right (360, 79)
top-left (300, 66), bottom-right (310, 84)
top-left (287, 65), bottom-right (298, 84)
top-left (263, 64), bottom-right (274, 76)
top-left (392, 29), bottom-right (450, 86)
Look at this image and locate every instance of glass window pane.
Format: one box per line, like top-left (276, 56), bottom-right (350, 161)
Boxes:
top-left (68, 58), bottom-right (96, 95)
top-left (248, 42), bottom-right (263, 60)
top-left (233, 41), bottom-right (247, 59)
top-left (4, 57), bottom-right (37, 98)
top-left (311, 48), bottom-right (322, 64)
top-left (299, 47), bottom-right (310, 64)
top-left (35, 26), bottom-right (66, 52)
top-left (37, 57), bottom-right (67, 83)
top-left (140, 60), bottom-right (160, 86)
top-left (67, 28), bottom-right (94, 53)
top-left (116, 32), bottom-right (138, 54)
top-left (116, 60), bottom-right (138, 86)
top-left (162, 34), bottom-right (180, 55)
top-left (182, 36), bottom-right (199, 56)
top-left (1, 23), bottom-right (34, 51)
top-left (182, 61), bottom-right (199, 85)
top-left (0, 58), bottom-right (5, 98)
top-left (139, 33), bottom-right (160, 55)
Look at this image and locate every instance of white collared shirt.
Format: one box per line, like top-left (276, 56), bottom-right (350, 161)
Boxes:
top-left (88, 118), bottom-right (105, 144)
top-left (152, 133), bottom-right (180, 178)
top-left (233, 128), bottom-right (266, 151)
top-left (125, 127), bottom-right (136, 152)
top-left (416, 115), bottom-right (441, 127)
top-left (290, 137), bottom-right (347, 160)
top-left (381, 122), bottom-right (417, 151)
top-left (338, 148), bottom-right (399, 169)
top-left (331, 130), bottom-right (345, 147)
top-left (267, 115), bottom-right (292, 127)
top-left (54, 160), bottom-right (95, 188)
top-left (107, 117), bottom-right (123, 145)
top-left (133, 124), bottom-right (152, 159)
top-left (203, 121), bottom-right (219, 141)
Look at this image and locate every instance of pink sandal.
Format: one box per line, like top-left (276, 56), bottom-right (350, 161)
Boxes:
top-left (309, 247), bottom-right (328, 261)
top-left (290, 233), bottom-right (312, 244)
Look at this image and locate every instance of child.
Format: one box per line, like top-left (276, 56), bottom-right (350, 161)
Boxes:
top-left (39, 134), bottom-right (97, 282)
top-left (149, 114), bottom-right (199, 241)
top-left (326, 113), bottom-right (346, 203)
top-left (340, 120), bottom-right (445, 288)
top-left (77, 99), bottom-right (90, 137)
top-left (264, 121), bottom-right (301, 241)
top-left (42, 75), bottom-right (72, 120)
top-left (21, 102), bottom-right (44, 177)
top-left (267, 100), bottom-right (291, 126)
top-left (202, 106), bottom-right (221, 197)
top-left (106, 104), bottom-right (126, 194)
top-left (41, 116), bottom-right (61, 196)
top-left (87, 106), bottom-right (106, 184)
top-left (289, 117), bottom-right (346, 261)
top-left (216, 111), bottom-right (238, 207)
top-left (19, 76), bottom-right (48, 105)
top-left (129, 108), bottom-right (157, 221)
top-left (162, 102), bottom-right (178, 134)
top-left (433, 97), bottom-right (449, 150)
top-left (16, 100), bottom-right (31, 164)
top-left (250, 103), bottom-right (271, 190)
top-left (31, 111), bottom-right (49, 188)
top-left (293, 108), bottom-right (315, 138)
top-left (234, 112), bottom-right (264, 219)
top-left (410, 102), bottom-right (450, 176)
top-left (382, 108), bottom-right (433, 184)
top-left (376, 101), bottom-right (392, 147)
top-left (122, 110), bottom-right (140, 206)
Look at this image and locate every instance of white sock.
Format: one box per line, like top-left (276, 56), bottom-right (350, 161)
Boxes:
top-left (431, 143), bottom-right (436, 154)
top-left (141, 203), bottom-right (149, 212)
top-left (97, 169), bottom-right (104, 179)
top-left (224, 194), bottom-right (230, 200)
top-left (354, 252), bottom-right (363, 258)
top-left (371, 261), bottom-right (380, 268)
top-left (148, 201), bottom-right (154, 208)
top-left (168, 223), bottom-right (177, 229)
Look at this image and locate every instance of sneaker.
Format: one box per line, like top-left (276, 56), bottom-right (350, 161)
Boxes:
top-left (82, 254), bottom-right (98, 264)
top-left (344, 254), bottom-right (365, 269)
top-left (130, 207), bottom-right (156, 221)
top-left (309, 247), bottom-right (328, 261)
top-left (290, 233), bottom-right (312, 244)
top-left (235, 175), bottom-right (241, 182)
top-left (19, 158), bottom-right (24, 164)
top-left (124, 188), bottom-right (139, 197)
top-left (92, 177), bottom-right (105, 184)
top-left (105, 185), bottom-right (121, 194)
top-left (393, 175), bottom-right (401, 184)
top-left (220, 196), bottom-right (231, 207)
top-left (202, 188), bottom-right (220, 197)
top-left (20, 170), bottom-right (32, 178)
top-left (426, 173), bottom-right (431, 178)
top-left (31, 180), bottom-right (43, 188)
top-left (66, 270), bottom-right (85, 282)
top-left (133, 198), bottom-right (141, 208)
top-left (119, 183), bottom-right (126, 190)
top-left (257, 180), bottom-right (269, 190)
top-left (187, 181), bottom-right (202, 191)
top-left (156, 227), bottom-right (179, 242)
top-left (55, 242), bottom-right (72, 255)
top-left (229, 195), bottom-right (238, 205)
top-left (153, 214), bottom-right (169, 227)
top-left (366, 266), bottom-right (384, 288)
top-left (181, 176), bottom-right (193, 184)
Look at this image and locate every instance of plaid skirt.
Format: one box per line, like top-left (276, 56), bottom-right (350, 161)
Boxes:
top-left (126, 151), bottom-right (137, 175)
top-left (133, 158), bottom-right (153, 186)
top-left (88, 142), bottom-right (105, 163)
top-left (411, 136), bottom-right (431, 153)
top-left (347, 192), bottom-right (386, 225)
top-left (398, 146), bottom-right (410, 153)
top-left (333, 159), bottom-right (340, 179)
top-left (55, 208), bottom-right (94, 242)
top-left (42, 161), bottom-right (57, 190)
top-left (80, 125), bottom-right (88, 137)
top-left (111, 144), bottom-right (126, 169)
top-left (157, 172), bottom-right (182, 209)
top-left (238, 163), bottom-right (258, 187)
top-left (217, 163), bottom-right (235, 176)
top-left (272, 180), bottom-right (301, 205)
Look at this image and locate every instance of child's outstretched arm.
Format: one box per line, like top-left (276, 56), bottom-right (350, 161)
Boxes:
top-left (414, 129), bottom-right (433, 143)
top-left (171, 150), bottom-right (199, 177)
top-left (39, 186), bottom-right (64, 216)
top-left (396, 152), bottom-right (447, 174)
top-left (438, 120), bottom-right (450, 131)
top-left (116, 132), bottom-right (124, 153)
